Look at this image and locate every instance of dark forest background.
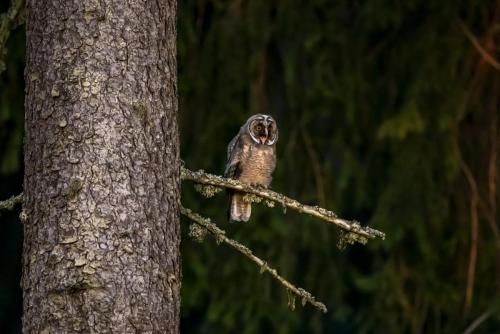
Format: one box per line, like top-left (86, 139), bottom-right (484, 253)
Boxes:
top-left (1, 0), bottom-right (500, 333)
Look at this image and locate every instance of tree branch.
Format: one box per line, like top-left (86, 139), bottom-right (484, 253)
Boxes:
top-left (457, 18), bottom-right (500, 72)
top-left (1, 168), bottom-right (386, 245)
top-left (181, 167), bottom-right (385, 244)
top-left (180, 205), bottom-right (328, 313)
top-left (462, 309), bottom-right (493, 334)
top-left (0, 192), bottom-right (329, 312)
top-left (0, 164), bottom-right (383, 313)
top-left (0, 192), bottom-right (22, 212)
top-left (0, 0), bottom-right (25, 73)
top-left (0, 168), bottom-right (386, 244)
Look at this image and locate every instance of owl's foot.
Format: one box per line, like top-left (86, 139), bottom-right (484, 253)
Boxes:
top-left (250, 183), bottom-right (267, 190)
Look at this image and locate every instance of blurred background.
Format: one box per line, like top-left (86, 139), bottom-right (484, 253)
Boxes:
top-left (1, 0), bottom-right (499, 333)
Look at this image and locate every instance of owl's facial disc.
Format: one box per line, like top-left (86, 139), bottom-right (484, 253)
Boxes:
top-left (247, 114), bottom-right (277, 145)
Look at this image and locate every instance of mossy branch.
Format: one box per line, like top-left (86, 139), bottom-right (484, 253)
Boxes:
top-left (181, 167), bottom-right (385, 244)
top-left (0, 192), bottom-right (328, 312)
top-left (1, 166), bottom-right (385, 313)
top-left (0, 192), bottom-right (22, 212)
top-left (180, 205), bottom-right (328, 313)
top-left (0, 170), bottom-right (385, 245)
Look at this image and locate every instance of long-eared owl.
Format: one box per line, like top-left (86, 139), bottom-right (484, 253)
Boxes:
top-left (224, 114), bottom-right (278, 222)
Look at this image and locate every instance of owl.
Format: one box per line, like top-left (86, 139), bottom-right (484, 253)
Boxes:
top-left (224, 114), bottom-right (278, 222)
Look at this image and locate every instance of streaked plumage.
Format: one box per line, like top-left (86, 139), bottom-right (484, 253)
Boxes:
top-left (224, 114), bottom-right (278, 222)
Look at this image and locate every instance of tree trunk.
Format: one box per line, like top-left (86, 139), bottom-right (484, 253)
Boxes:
top-left (22, 0), bottom-right (180, 333)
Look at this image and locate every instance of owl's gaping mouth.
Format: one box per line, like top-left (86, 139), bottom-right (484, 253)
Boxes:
top-left (259, 135), bottom-right (267, 144)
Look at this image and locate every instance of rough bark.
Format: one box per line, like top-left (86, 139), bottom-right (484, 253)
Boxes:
top-left (23, 0), bottom-right (180, 333)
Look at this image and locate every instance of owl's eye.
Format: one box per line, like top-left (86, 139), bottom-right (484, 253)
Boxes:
top-left (255, 125), bottom-right (262, 131)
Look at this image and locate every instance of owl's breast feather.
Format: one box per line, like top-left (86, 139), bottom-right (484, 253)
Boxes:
top-left (238, 145), bottom-right (276, 187)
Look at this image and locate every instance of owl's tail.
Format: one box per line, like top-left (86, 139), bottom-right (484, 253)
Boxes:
top-left (228, 192), bottom-right (251, 222)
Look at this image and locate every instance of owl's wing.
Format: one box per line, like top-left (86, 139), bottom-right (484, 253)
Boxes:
top-left (224, 133), bottom-right (242, 178)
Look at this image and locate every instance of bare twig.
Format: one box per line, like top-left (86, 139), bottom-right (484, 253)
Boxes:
top-left (181, 167), bottom-right (385, 243)
top-left (180, 205), bottom-right (328, 313)
top-left (457, 18), bottom-right (500, 72)
top-left (462, 309), bottom-right (493, 334)
top-left (457, 150), bottom-right (480, 314)
top-left (487, 101), bottom-right (499, 244)
top-left (465, 177), bottom-right (479, 314)
top-left (0, 0), bottom-right (26, 73)
top-left (0, 192), bottom-right (22, 212)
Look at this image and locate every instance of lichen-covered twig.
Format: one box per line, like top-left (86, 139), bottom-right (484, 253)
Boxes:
top-left (0, 192), bottom-right (22, 212)
top-left (0, 193), bottom-right (329, 312)
top-left (0, 169), bottom-right (386, 244)
top-left (0, 168), bottom-right (386, 242)
top-left (1, 166), bottom-right (384, 311)
top-left (181, 167), bottom-right (385, 243)
top-left (0, 0), bottom-right (26, 73)
top-left (180, 205), bottom-right (328, 313)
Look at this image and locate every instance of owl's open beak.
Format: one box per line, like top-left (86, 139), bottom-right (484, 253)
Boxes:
top-left (259, 128), bottom-right (268, 144)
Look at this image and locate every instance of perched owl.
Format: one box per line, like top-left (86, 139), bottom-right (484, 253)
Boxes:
top-left (224, 114), bottom-right (278, 222)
